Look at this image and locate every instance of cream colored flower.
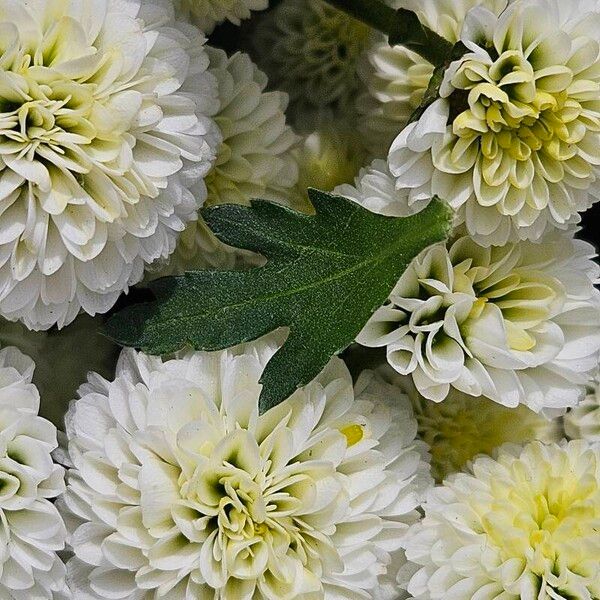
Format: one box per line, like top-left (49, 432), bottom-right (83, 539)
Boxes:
top-left (0, 0), bottom-right (220, 329)
top-left (357, 0), bottom-right (505, 157)
top-left (565, 379), bottom-right (600, 441)
top-left (252, 0), bottom-right (372, 130)
top-left (178, 0), bottom-right (268, 34)
top-left (63, 339), bottom-right (432, 599)
top-left (357, 40), bottom-right (434, 157)
top-left (402, 440), bottom-right (600, 599)
top-left (0, 315), bottom-right (117, 428)
top-left (349, 206), bottom-right (600, 411)
top-left (204, 49), bottom-right (298, 207)
top-left (388, 0), bottom-right (600, 245)
top-left (405, 378), bottom-right (562, 482)
top-left (153, 47), bottom-right (297, 276)
top-left (0, 346), bottom-right (68, 599)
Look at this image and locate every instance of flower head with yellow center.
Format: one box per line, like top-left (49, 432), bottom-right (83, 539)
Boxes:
top-left (290, 125), bottom-right (367, 208)
top-left (342, 165), bottom-right (600, 410)
top-left (63, 338), bottom-right (432, 599)
top-left (358, 0), bottom-right (505, 157)
top-left (406, 380), bottom-right (562, 482)
top-left (389, 0), bottom-right (600, 245)
top-left (402, 440), bottom-right (600, 599)
top-left (253, 0), bottom-right (372, 130)
top-left (0, 0), bottom-right (220, 330)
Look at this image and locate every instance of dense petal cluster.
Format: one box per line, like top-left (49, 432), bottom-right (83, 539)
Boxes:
top-left (565, 378), bottom-right (600, 441)
top-left (344, 168), bottom-right (600, 411)
top-left (0, 0), bottom-right (220, 329)
top-left (0, 347), bottom-right (67, 599)
top-left (152, 48), bottom-right (297, 276)
top-left (178, 0), bottom-right (268, 34)
top-left (0, 315), bottom-right (117, 427)
top-left (63, 339), bottom-right (431, 599)
top-left (252, 0), bottom-right (372, 130)
top-left (358, 0), bottom-right (505, 156)
top-left (204, 48), bottom-right (298, 208)
top-left (403, 440), bottom-right (600, 599)
top-left (368, 366), bottom-right (561, 482)
top-left (388, 0), bottom-right (600, 244)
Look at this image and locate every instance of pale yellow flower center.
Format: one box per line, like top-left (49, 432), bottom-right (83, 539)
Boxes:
top-left (453, 52), bottom-right (584, 166)
top-left (175, 430), bottom-right (337, 585)
top-left (480, 448), bottom-right (600, 582)
top-left (453, 254), bottom-right (560, 352)
top-left (297, 129), bottom-right (366, 196)
top-left (339, 422), bottom-right (366, 447)
top-left (1, 66), bottom-right (98, 163)
top-left (442, 41), bottom-right (600, 212)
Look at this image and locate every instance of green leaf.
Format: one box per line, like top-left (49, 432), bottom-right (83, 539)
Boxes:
top-left (105, 190), bottom-right (452, 412)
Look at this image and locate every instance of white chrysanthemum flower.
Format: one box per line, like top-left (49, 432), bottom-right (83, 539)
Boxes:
top-left (565, 379), bottom-right (600, 441)
top-left (204, 48), bottom-right (298, 207)
top-left (343, 180), bottom-right (600, 410)
top-left (0, 315), bottom-right (117, 428)
top-left (402, 440), bottom-right (600, 599)
top-left (153, 47), bottom-right (297, 276)
top-left (404, 379), bottom-right (562, 482)
top-left (0, 346), bottom-right (68, 599)
top-left (388, 0), bottom-right (600, 245)
top-left (0, 0), bottom-right (220, 330)
top-left (177, 0), bottom-right (268, 34)
top-left (358, 0), bottom-right (505, 156)
top-left (62, 339), bottom-right (432, 599)
top-left (252, 0), bottom-right (372, 130)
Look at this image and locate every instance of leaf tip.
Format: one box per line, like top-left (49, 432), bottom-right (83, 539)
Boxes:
top-left (431, 196), bottom-right (455, 238)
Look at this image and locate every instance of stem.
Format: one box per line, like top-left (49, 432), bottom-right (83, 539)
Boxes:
top-left (325, 0), bottom-right (454, 66)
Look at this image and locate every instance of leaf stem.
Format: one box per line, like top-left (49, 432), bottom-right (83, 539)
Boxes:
top-left (324, 0), bottom-right (454, 65)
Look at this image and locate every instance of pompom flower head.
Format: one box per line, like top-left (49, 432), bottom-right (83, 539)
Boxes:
top-left (403, 440), bottom-right (600, 599)
top-left (0, 346), bottom-right (67, 598)
top-left (63, 339), bottom-right (431, 599)
top-left (387, 0), bottom-right (600, 244)
top-left (178, 0), bottom-right (268, 34)
top-left (253, 0), bottom-right (372, 130)
top-left (152, 47), bottom-right (297, 276)
top-left (203, 48), bottom-right (298, 208)
top-left (0, 0), bottom-right (220, 329)
top-left (342, 166), bottom-right (600, 412)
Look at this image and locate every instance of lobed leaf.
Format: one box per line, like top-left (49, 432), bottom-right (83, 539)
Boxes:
top-left (105, 189), bottom-right (452, 412)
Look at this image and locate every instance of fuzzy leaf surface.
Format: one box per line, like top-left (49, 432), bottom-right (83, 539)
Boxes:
top-left (105, 189), bottom-right (452, 411)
